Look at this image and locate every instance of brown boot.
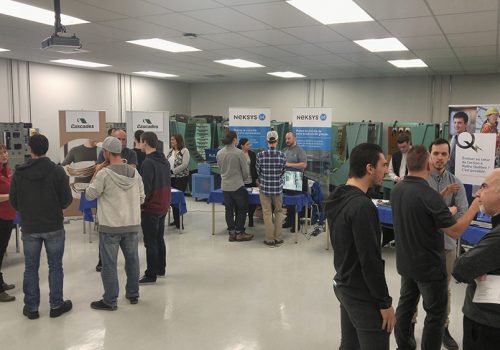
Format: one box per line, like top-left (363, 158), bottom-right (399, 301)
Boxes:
top-left (236, 232), bottom-right (254, 241)
top-left (228, 234), bottom-right (237, 242)
top-left (0, 292), bottom-right (15, 302)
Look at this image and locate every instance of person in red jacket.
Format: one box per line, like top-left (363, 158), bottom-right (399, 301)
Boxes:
top-left (0, 144), bottom-right (16, 302)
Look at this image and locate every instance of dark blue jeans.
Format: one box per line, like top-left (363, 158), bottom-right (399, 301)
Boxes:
top-left (395, 276), bottom-right (448, 350)
top-left (223, 186), bottom-right (248, 233)
top-left (99, 232), bottom-right (139, 306)
top-left (141, 212), bottom-right (166, 279)
top-left (22, 229), bottom-right (65, 311)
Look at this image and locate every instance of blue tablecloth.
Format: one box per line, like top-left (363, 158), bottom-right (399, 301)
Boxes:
top-left (376, 204), bottom-right (488, 245)
top-left (79, 190), bottom-right (187, 222)
top-left (208, 189), bottom-right (313, 213)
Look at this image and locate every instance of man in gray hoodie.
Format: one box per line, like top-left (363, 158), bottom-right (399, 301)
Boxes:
top-left (85, 137), bottom-right (145, 311)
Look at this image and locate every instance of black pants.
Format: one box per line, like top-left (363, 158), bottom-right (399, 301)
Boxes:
top-left (395, 276), bottom-right (448, 350)
top-left (463, 315), bottom-right (500, 350)
top-left (141, 212), bottom-right (167, 279)
top-left (171, 176), bottom-right (189, 227)
top-left (223, 186), bottom-right (248, 233)
top-left (0, 219), bottom-right (13, 292)
top-left (334, 286), bottom-right (390, 350)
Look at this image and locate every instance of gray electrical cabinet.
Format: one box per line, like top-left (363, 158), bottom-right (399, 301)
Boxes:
top-left (0, 123), bottom-right (32, 169)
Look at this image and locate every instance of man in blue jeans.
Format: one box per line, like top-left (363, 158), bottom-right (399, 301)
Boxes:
top-left (9, 134), bottom-right (73, 320)
top-left (85, 137), bottom-right (145, 310)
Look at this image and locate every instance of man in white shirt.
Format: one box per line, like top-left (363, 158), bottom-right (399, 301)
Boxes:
top-left (388, 133), bottom-right (411, 183)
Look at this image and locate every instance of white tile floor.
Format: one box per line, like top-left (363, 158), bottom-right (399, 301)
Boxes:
top-left (0, 198), bottom-right (466, 349)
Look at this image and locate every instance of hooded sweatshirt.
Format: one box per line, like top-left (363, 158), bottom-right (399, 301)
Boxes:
top-left (139, 151), bottom-right (171, 216)
top-left (9, 157), bottom-right (72, 234)
top-left (85, 164), bottom-right (145, 233)
top-left (324, 185), bottom-right (392, 309)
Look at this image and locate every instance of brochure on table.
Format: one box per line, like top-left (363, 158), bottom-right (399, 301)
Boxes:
top-left (228, 107), bottom-right (271, 150)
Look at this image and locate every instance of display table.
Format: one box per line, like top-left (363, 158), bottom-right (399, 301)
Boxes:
top-left (207, 189), bottom-right (313, 243)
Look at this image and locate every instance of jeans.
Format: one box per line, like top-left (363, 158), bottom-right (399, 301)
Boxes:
top-left (259, 192), bottom-right (284, 241)
top-left (223, 186), bottom-right (248, 233)
top-left (463, 315), bottom-right (500, 350)
top-left (99, 232), bottom-right (139, 306)
top-left (141, 212), bottom-right (166, 279)
top-left (22, 229), bottom-right (65, 311)
top-left (395, 276), bottom-right (448, 350)
top-left (171, 176), bottom-right (189, 227)
top-left (0, 219), bottom-right (13, 292)
top-left (334, 286), bottom-right (390, 350)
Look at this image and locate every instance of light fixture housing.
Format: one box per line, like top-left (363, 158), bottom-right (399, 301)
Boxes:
top-left (214, 59), bottom-right (265, 68)
top-left (133, 71), bottom-right (179, 78)
top-left (0, 48), bottom-right (10, 52)
top-left (126, 38), bottom-right (201, 53)
top-left (267, 71), bottom-right (306, 78)
top-left (50, 59), bottom-right (110, 68)
top-left (286, 0), bottom-right (373, 24)
top-left (0, 0), bottom-right (88, 26)
top-left (388, 59), bottom-right (428, 68)
top-left (354, 38), bottom-right (409, 52)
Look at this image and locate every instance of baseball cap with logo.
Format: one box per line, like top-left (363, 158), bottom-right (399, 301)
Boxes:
top-left (267, 130), bottom-right (278, 144)
top-left (101, 136), bottom-right (122, 154)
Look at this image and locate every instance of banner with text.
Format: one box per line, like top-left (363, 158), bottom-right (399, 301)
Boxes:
top-left (292, 108), bottom-right (332, 151)
top-left (131, 111), bottom-right (165, 132)
top-left (229, 107), bottom-right (271, 149)
top-left (65, 111), bottom-right (100, 133)
top-left (456, 133), bottom-right (496, 185)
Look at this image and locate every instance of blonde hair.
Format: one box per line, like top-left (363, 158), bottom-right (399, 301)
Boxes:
top-left (0, 144), bottom-right (7, 153)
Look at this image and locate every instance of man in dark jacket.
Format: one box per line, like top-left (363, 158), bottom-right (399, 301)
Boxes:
top-left (9, 134), bottom-right (73, 320)
top-left (453, 168), bottom-right (500, 349)
top-left (324, 143), bottom-right (395, 349)
top-left (139, 132), bottom-right (171, 284)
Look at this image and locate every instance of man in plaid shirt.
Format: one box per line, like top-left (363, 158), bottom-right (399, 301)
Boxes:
top-left (256, 131), bottom-right (287, 247)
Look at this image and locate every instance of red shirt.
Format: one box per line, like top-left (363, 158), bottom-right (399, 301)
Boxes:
top-left (0, 164), bottom-right (16, 220)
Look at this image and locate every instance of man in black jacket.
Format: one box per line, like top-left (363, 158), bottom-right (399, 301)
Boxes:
top-left (9, 134), bottom-right (73, 320)
top-left (453, 168), bottom-right (500, 349)
top-left (388, 132), bottom-right (411, 183)
top-left (324, 143), bottom-right (395, 349)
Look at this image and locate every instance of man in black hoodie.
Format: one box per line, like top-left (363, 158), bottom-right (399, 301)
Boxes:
top-left (9, 134), bottom-right (73, 320)
top-left (139, 132), bottom-right (171, 284)
top-left (324, 143), bottom-right (395, 350)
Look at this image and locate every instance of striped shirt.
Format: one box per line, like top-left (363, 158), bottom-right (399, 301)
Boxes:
top-left (256, 148), bottom-right (286, 195)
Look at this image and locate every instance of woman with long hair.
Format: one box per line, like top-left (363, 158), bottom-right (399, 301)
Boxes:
top-left (237, 138), bottom-right (258, 227)
top-left (167, 134), bottom-right (190, 229)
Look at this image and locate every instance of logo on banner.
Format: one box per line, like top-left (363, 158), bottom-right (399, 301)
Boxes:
top-left (71, 117), bottom-right (95, 129)
top-left (136, 118), bottom-right (159, 129)
top-left (258, 113), bottom-right (266, 121)
top-left (296, 114), bottom-right (319, 121)
top-left (320, 113), bottom-right (327, 121)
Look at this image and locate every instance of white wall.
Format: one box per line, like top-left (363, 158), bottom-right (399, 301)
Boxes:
top-left (0, 59), bottom-right (11, 120)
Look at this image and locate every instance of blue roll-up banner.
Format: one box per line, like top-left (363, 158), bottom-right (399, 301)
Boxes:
top-left (292, 108), bottom-right (332, 151)
top-left (229, 107), bottom-right (271, 150)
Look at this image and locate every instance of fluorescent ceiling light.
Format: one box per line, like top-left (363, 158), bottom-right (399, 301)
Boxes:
top-left (267, 71), bottom-right (306, 78)
top-left (0, 0), bottom-right (88, 26)
top-left (0, 48), bottom-right (10, 52)
top-left (214, 59), bottom-right (264, 68)
top-left (50, 59), bottom-right (110, 68)
top-left (133, 71), bottom-right (179, 78)
top-left (126, 38), bottom-right (201, 53)
top-left (389, 59), bottom-right (428, 68)
top-left (354, 38), bottom-right (408, 52)
top-left (286, 0), bottom-right (373, 24)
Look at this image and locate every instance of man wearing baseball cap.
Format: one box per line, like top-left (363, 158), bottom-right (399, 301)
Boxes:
top-left (256, 131), bottom-right (287, 247)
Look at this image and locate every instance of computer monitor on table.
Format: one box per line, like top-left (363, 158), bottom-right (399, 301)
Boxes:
top-left (476, 212), bottom-right (491, 223)
top-left (283, 170), bottom-right (303, 194)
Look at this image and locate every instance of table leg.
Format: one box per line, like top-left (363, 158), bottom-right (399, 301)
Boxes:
top-left (15, 225), bottom-right (20, 253)
top-left (325, 218), bottom-right (330, 250)
top-left (179, 203), bottom-right (183, 234)
top-left (212, 202), bottom-right (215, 235)
top-left (294, 209), bottom-right (298, 244)
top-left (83, 218), bottom-right (86, 235)
top-left (89, 221), bottom-right (92, 243)
top-left (305, 205), bottom-right (309, 233)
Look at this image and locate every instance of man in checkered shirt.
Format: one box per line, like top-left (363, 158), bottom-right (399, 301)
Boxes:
top-left (256, 131), bottom-right (287, 247)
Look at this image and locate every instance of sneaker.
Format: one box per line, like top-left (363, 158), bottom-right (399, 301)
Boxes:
top-left (228, 234), bottom-right (236, 242)
top-left (263, 240), bottom-right (275, 247)
top-left (50, 300), bottom-right (73, 318)
top-left (236, 232), bottom-right (254, 241)
top-left (139, 275), bottom-right (156, 284)
top-left (90, 300), bottom-right (117, 311)
top-left (23, 306), bottom-right (39, 320)
top-left (274, 239), bottom-right (284, 247)
top-left (2, 282), bottom-right (15, 291)
top-left (127, 297), bottom-right (139, 305)
top-left (0, 292), bottom-right (15, 302)
top-left (443, 327), bottom-right (459, 350)
top-left (157, 273), bottom-right (166, 278)
top-left (95, 265), bottom-right (102, 272)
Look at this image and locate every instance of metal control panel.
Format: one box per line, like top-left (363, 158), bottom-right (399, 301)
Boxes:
top-left (0, 123), bottom-right (32, 169)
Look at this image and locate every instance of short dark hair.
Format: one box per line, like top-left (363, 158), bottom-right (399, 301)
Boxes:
top-left (140, 131), bottom-right (158, 148)
top-left (134, 130), bottom-right (144, 143)
top-left (429, 138), bottom-right (450, 154)
top-left (348, 143), bottom-right (383, 178)
top-left (170, 134), bottom-right (185, 150)
top-left (453, 111), bottom-right (469, 124)
top-left (222, 131), bottom-right (237, 145)
top-left (29, 134), bottom-right (49, 156)
top-left (107, 127), bottom-right (116, 136)
top-left (397, 133), bottom-right (410, 144)
top-left (407, 145), bottom-right (429, 172)
top-left (237, 138), bottom-right (249, 149)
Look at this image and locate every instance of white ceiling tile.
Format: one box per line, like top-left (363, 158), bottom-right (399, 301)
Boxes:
top-left (436, 12), bottom-right (498, 34)
top-left (202, 33), bottom-right (265, 48)
top-left (144, 0), bottom-right (223, 11)
top-left (460, 56), bottom-right (497, 64)
top-left (375, 51), bottom-right (418, 60)
top-left (242, 46), bottom-right (296, 58)
top-left (454, 46), bottom-right (497, 57)
top-left (77, 23), bottom-right (144, 43)
top-left (141, 13), bottom-right (227, 34)
top-left (78, 0), bottom-right (170, 17)
top-left (276, 43), bottom-right (331, 56)
top-left (240, 29), bottom-right (304, 45)
top-left (234, 2), bottom-right (319, 28)
top-left (101, 18), bottom-right (182, 37)
top-left (338, 52), bottom-right (387, 63)
top-left (309, 54), bottom-right (355, 65)
top-left (355, 0), bottom-right (431, 20)
top-left (447, 31), bottom-right (497, 47)
top-left (329, 22), bottom-right (392, 40)
top-left (413, 48), bottom-right (456, 58)
top-left (282, 26), bottom-right (346, 43)
top-left (210, 48), bottom-right (266, 60)
top-left (54, 0), bottom-right (127, 22)
top-left (185, 8), bottom-right (271, 32)
top-left (427, 0), bottom-right (497, 15)
top-left (381, 17), bottom-right (442, 37)
top-left (276, 56), bottom-right (320, 65)
top-left (399, 35), bottom-right (450, 49)
top-left (317, 41), bottom-right (366, 54)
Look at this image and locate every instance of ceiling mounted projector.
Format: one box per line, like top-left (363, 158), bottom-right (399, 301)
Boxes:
top-left (41, 0), bottom-right (83, 53)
